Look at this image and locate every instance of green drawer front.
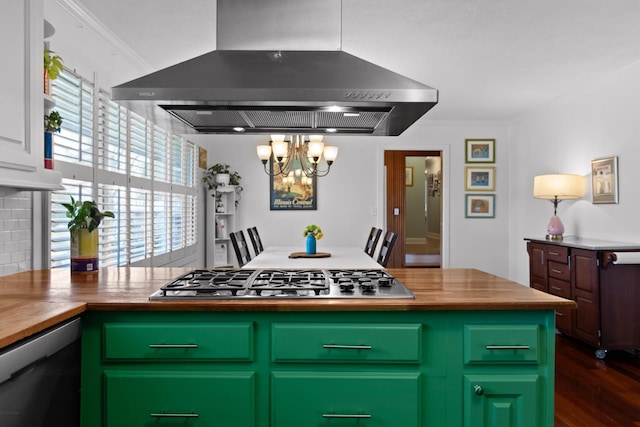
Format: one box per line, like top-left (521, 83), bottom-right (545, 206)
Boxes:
top-left (272, 372), bottom-right (421, 427)
top-left (104, 322), bottom-right (253, 361)
top-left (464, 325), bottom-right (541, 364)
top-left (105, 371), bottom-right (255, 427)
top-left (272, 323), bottom-right (422, 363)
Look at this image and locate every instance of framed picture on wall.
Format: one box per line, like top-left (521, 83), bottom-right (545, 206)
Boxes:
top-left (405, 167), bottom-right (414, 186)
top-left (269, 158), bottom-right (317, 210)
top-left (465, 166), bottom-right (495, 191)
top-left (465, 194), bottom-right (495, 218)
top-left (465, 139), bottom-right (495, 163)
top-left (591, 156), bottom-right (619, 204)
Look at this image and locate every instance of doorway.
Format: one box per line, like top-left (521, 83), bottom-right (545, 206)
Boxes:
top-left (384, 150), bottom-right (442, 268)
top-left (405, 155), bottom-right (441, 267)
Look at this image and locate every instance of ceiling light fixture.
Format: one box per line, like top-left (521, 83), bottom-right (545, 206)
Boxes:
top-left (256, 134), bottom-right (338, 178)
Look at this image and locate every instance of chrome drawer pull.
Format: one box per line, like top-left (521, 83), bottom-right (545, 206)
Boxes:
top-left (322, 413), bottom-right (372, 419)
top-left (323, 344), bottom-right (372, 350)
top-left (150, 413), bottom-right (199, 418)
top-left (549, 251), bottom-right (560, 256)
top-left (551, 269), bottom-right (564, 274)
top-left (485, 345), bottom-right (530, 350)
top-left (149, 344), bottom-right (198, 349)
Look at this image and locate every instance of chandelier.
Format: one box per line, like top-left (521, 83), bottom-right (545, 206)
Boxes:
top-left (256, 134), bottom-right (339, 178)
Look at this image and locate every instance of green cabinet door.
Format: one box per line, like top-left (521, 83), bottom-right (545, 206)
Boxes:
top-left (464, 374), bottom-right (541, 427)
top-left (272, 372), bottom-right (421, 427)
top-left (105, 371), bottom-right (255, 427)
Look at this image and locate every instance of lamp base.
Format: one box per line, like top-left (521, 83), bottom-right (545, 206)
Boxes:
top-left (546, 215), bottom-right (565, 240)
top-left (546, 233), bottom-right (564, 240)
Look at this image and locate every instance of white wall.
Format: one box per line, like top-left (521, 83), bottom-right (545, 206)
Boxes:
top-left (508, 61), bottom-right (640, 285)
top-left (192, 120), bottom-right (511, 278)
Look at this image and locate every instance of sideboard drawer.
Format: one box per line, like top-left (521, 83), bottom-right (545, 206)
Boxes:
top-left (548, 261), bottom-right (570, 281)
top-left (272, 323), bottom-right (421, 363)
top-left (549, 278), bottom-right (571, 298)
top-left (104, 322), bottom-right (254, 361)
top-left (546, 246), bottom-right (569, 263)
top-left (464, 325), bottom-right (541, 364)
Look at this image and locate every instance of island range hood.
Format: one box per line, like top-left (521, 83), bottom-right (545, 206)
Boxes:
top-left (111, 0), bottom-right (438, 136)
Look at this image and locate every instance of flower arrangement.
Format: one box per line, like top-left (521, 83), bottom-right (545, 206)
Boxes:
top-left (303, 224), bottom-right (323, 240)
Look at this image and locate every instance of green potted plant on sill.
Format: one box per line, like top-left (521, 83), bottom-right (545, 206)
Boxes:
top-left (202, 162), bottom-right (243, 206)
top-left (44, 110), bottom-right (62, 169)
top-left (44, 49), bottom-right (63, 94)
top-left (61, 196), bottom-right (114, 273)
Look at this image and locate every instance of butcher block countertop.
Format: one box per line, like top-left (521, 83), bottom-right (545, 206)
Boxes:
top-left (0, 267), bottom-right (574, 349)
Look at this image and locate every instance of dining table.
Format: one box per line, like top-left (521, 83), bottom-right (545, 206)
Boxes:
top-left (242, 246), bottom-right (383, 270)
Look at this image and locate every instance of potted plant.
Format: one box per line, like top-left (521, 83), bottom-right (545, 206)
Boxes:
top-left (202, 163), bottom-right (243, 206)
top-left (61, 196), bottom-right (114, 272)
top-left (44, 110), bottom-right (62, 169)
top-left (303, 224), bottom-right (323, 254)
top-left (44, 49), bottom-right (63, 94)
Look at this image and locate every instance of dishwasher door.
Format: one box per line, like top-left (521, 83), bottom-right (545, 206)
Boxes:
top-left (0, 318), bottom-right (81, 427)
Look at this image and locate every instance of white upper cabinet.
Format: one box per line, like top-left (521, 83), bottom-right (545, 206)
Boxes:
top-left (0, 0), bottom-right (62, 190)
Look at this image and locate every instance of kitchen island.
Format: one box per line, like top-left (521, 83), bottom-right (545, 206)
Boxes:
top-left (0, 267), bottom-right (574, 427)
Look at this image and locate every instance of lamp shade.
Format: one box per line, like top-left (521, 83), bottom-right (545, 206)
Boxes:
top-left (533, 174), bottom-right (584, 200)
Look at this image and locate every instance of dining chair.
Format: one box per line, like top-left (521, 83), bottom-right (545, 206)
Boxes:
top-left (247, 226), bottom-right (264, 256)
top-left (364, 227), bottom-right (382, 258)
top-left (377, 231), bottom-right (398, 267)
top-left (230, 230), bottom-right (252, 267)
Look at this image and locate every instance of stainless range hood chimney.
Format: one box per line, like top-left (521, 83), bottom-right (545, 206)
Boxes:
top-left (111, 0), bottom-right (438, 136)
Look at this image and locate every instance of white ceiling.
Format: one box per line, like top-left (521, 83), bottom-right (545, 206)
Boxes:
top-left (72, 0), bottom-right (640, 122)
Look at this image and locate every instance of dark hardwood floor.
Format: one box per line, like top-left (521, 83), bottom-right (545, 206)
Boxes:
top-left (555, 333), bottom-right (640, 426)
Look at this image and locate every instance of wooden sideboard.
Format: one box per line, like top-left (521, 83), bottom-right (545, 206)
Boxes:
top-left (526, 237), bottom-right (640, 359)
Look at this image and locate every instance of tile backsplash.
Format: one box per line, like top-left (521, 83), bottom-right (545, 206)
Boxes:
top-left (0, 188), bottom-right (32, 277)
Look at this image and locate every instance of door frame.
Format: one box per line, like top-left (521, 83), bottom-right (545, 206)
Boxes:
top-left (380, 147), bottom-right (449, 269)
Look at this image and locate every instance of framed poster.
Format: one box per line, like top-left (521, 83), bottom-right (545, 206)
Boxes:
top-left (591, 156), bottom-right (619, 204)
top-left (270, 159), bottom-right (317, 210)
top-left (465, 139), bottom-right (495, 163)
top-left (465, 194), bottom-right (495, 218)
top-left (465, 166), bottom-right (495, 191)
top-left (405, 167), bottom-right (414, 186)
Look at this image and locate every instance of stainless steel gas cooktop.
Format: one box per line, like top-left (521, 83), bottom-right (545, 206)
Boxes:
top-left (149, 269), bottom-right (415, 300)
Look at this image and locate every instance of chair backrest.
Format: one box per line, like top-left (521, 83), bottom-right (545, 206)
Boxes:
top-left (376, 231), bottom-right (398, 267)
top-left (364, 227), bottom-right (382, 257)
top-left (230, 231), bottom-right (252, 267)
top-left (247, 226), bottom-right (264, 256)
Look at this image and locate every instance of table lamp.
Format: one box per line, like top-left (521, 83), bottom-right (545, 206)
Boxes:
top-left (533, 174), bottom-right (584, 240)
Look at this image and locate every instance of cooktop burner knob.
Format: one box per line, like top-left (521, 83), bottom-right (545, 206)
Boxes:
top-left (377, 278), bottom-right (392, 287)
top-left (360, 283), bottom-right (376, 293)
top-left (339, 283), bottom-right (355, 292)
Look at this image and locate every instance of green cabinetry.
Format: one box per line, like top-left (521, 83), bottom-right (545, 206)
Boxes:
top-left (81, 310), bottom-right (556, 426)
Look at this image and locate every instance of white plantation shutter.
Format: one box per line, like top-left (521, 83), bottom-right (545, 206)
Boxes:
top-left (98, 184), bottom-right (128, 267)
top-left (130, 188), bottom-right (152, 262)
top-left (49, 68), bottom-right (199, 268)
top-left (130, 114), bottom-right (151, 179)
top-left (99, 91), bottom-right (128, 174)
top-left (153, 192), bottom-right (170, 256)
top-left (51, 70), bottom-right (94, 166)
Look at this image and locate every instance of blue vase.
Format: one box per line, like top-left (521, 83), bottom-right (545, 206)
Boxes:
top-left (306, 233), bottom-right (316, 254)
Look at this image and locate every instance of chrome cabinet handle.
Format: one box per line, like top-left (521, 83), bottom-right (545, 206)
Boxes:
top-left (322, 414), bottom-right (372, 419)
top-left (551, 269), bottom-right (564, 274)
top-left (485, 345), bottom-right (530, 350)
top-left (322, 344), bottom-right (372, 350)
top-left (149, 344), bottom-right (198, 349)
top-left (150, 413), bottom-right (199, 418)
top-left (473, 384), bottom-right (484, 396)
top-left (549, 251), bottom-right (560, 256)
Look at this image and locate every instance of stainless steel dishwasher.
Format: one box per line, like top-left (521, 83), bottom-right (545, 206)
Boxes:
top-left (0, 317), bottom-right (81, 427)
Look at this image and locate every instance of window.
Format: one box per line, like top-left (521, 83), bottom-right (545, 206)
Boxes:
top-left (49, 69), bottom-right (198, 268)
